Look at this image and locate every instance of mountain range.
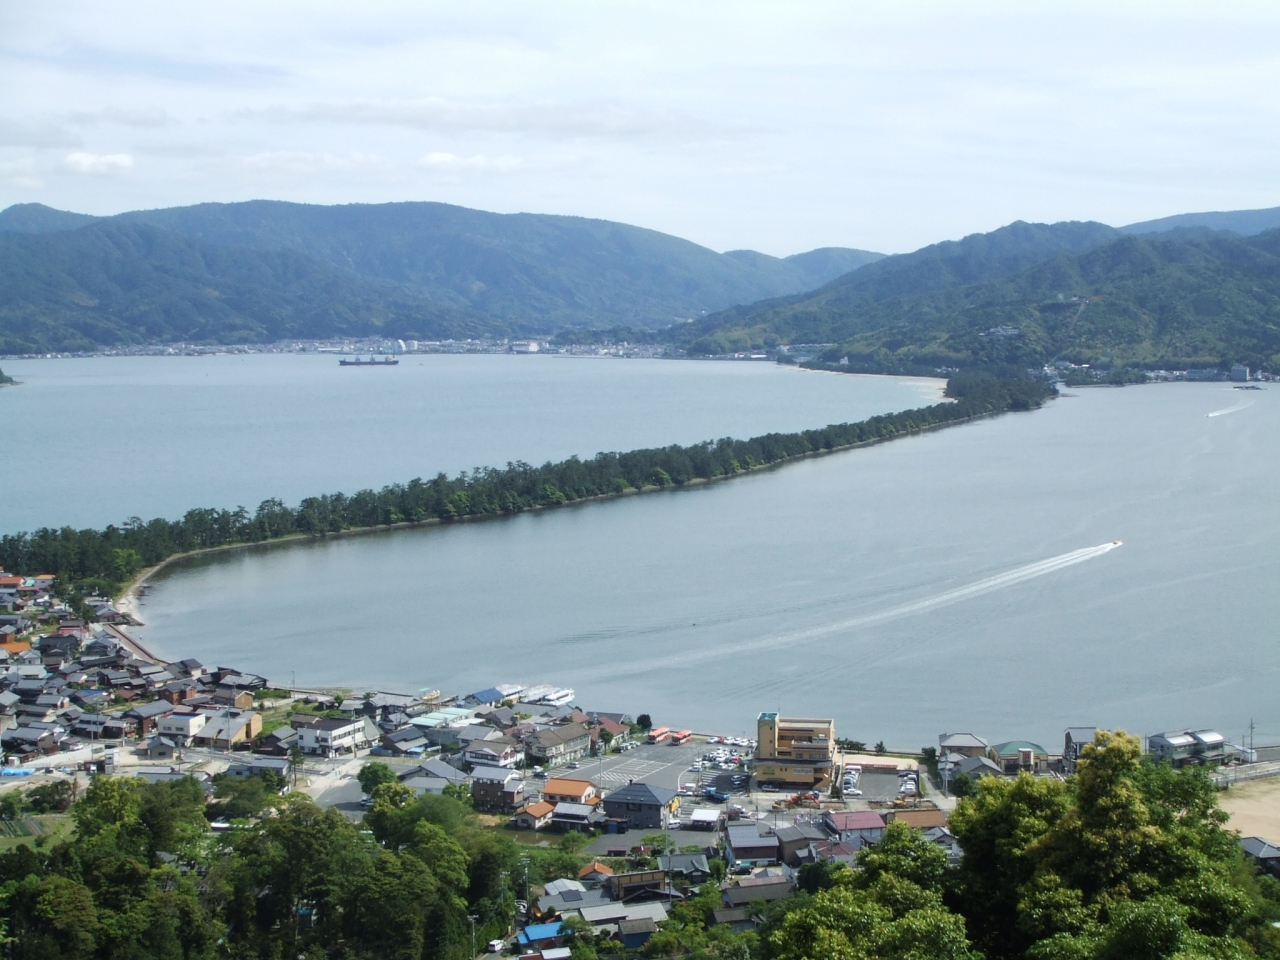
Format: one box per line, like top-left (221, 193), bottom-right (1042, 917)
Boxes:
top-left (1, 198), bottom-right (1278, 367)
top-left (0, 201), bottom-right (880, 353)
top-left (679, 208), bottom-right (1280, 370)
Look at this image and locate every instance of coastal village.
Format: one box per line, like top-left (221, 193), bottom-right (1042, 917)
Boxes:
top-left (3, 567), bottom-right (1280, 958)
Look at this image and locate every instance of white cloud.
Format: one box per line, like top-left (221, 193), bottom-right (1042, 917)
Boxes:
top-left (64, 152), bottom-right (134, 175)
top-left (239, 99), bottom-right (754, 144)
top-left (0, 157), bottom-right (45, 189)
top-left (240, 151), bottom-right (390, 174)
top-left (68, 107), bottom-right (178, 128)
top-left (419, 152), bottom-right (524, 172)
top-left (0, 120), bottom-right (81, 149)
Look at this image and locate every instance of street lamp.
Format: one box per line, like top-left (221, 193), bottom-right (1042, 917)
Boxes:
top-left (469, 913), bottom-right (478, 959)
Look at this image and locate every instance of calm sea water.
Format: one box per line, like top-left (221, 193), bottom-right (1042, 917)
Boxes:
top-left (133, 381), bottom-right (1280, 750)
top-left (0, 355), bottom-right (940, 534)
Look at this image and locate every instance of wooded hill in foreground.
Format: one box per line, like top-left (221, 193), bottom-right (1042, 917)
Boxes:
top-left (2, 731), bottom-right (1279, 960)
top-left (0, 371), bottom-right (1051, 594)
top-left (0, 200), bottom-right (881, 353)
top-left (680, 225), bottom-right (1280, 371)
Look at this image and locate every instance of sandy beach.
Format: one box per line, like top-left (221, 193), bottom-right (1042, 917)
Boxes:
top-left (1220, 779), bottom-right (1280, 840)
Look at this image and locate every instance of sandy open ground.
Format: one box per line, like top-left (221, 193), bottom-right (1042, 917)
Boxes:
top-left (1220, 779), bottom-right (1280, 840)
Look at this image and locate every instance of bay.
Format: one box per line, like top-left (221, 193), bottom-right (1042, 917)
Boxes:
top-left (135, 381), bottom-right (1280, 750)
top-left (0, 354), bottom-right (939, 534)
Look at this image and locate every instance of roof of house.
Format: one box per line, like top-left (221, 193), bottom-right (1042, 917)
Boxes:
top-left (721, 879), bottom-right (794, 905)
top-left (991, 740), bottom-right (1047, 757)
top-left (726, 824), bottom-right (778, 849)
top-left (576, 902), bottom-right (668, 925)
top-left (956, 756), bottom-right (1004, 778)
top-left (522, 800), bottom-right (555, 818)
top-left (542, 777), bottom-right (596, 798)
top-left (601, 782), bottom-right (677, 807)
top-left (528, 722), bottom-right (590, 748)
top-left (1242, 836), bottom-right (1280, 860)
top-left (544, 878), bottom-right (587, 896)
top-left (551, 802), bottom-right (594, 819)
top-left (658, 853), bottom-right (710, 875)
top-left (618, 918), bottom-right (658, 936)
top-left (824, 810), bottom-right (885, 831)
top-left (1065, 726), bottom-right (1098, 742)
top-left (775, 823), bottom-right (828, 844)
top-left (890, 809), bottom-right (949, 830)
top-left (579, 861), bottom-right (614, 878)
top-left (939, 732), bottom-right (989, 749)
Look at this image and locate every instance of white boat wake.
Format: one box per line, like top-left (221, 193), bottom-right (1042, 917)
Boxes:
top-left (606, 540), bottom-right (1124, 672)
top-left (1207, 399), bottom-right (1254, 417)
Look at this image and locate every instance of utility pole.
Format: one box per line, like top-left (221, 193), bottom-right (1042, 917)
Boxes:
top-left (468, 914), bottom-right (478, 959)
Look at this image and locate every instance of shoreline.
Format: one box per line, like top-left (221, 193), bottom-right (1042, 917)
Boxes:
top-left (116, 401), bottom-right (1013, 616)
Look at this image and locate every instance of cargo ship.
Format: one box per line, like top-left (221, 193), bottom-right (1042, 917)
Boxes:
top-left (338, 356), bottom-right (399, 366)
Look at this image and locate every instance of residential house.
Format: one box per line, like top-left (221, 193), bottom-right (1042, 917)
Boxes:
top-left (401, 757), bottom-right (469, 785)
top-left (954, 755), bottom-right (1004, 782)
top-left (126, 700), bottom-right (175, 736)
top-left (618, 918), bottom-right (659, 950)
top-left (991, 740), bottom-right (1049, 774)
top-left (192, 710), bottom-right (261, 750)
top-left (725, 823), bottom-right (780, 866)
top-left (600, 782), bottom-right (678, 830)
top-left (550, 802), bottom-right (601, 832)
top-left (720, 874), bottom-right (795, 906)
top-left (213, 687), bottom-right (255, 709)
top-left (939, 732), bottom-right (990, 758)
top-left (887, 809), bottom-right (949, 831)
top-left (775, 822), bottom-right (829, 866)
top-left (462, 735), bottom-right (524, 769)
top-left (822, 810), bottom-right (886, 847)
top-left (754, 713), bottom-right (836, 787)
top-left (658, 853), bottom-right (711, 885)
top-left (379, 726), bottom-right (428, 756)
top-left (541, 777), bottom-right (600, 805)
top-left (525, 722), bottom-right (591, 767)
top-left (295, 716), bottom-right (366, 757)
top-left (159, 680), bottom-right (201, 705)
top-left (143, 736), bottom-right (179, 760)
top-left (573, 902), bottom-right (668, 934)
top-left (470, 770), bottom-right (525, 813)
top-left (156, 712), bottom-right (207, 746)
top-left (536, 879), bottom-right (609, 918)
top-left (578, 861), bottom-right (614, 887)
top-left (1148, 729), bottom-right (1237, 767)
top-left (1241, 837), bottom-right (1280, 879)
top-left (515, 800), bottom-right (555, 830)
top-left (72, 713), bottom-right (132, 740)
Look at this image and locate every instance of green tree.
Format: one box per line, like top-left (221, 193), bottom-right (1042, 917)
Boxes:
top-left (0, 790), bottom-right (24, 820)
top-left (637, 713), bottom-right (653, 731)
top-left (357, 760), bottom-right (399, 796)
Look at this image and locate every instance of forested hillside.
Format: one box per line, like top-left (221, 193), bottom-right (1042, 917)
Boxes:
top-left (0, 222), bottom-right (491, 354)
top-left (2, 731), bottom-right (1279, 959)
top-left (679, 220), bottom-right (1120, 351)
top-left (681, 227), bottom-right (1280, 370)
top-left (0, 201), bottom-right (881, 350)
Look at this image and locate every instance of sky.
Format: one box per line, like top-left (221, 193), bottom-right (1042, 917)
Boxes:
top-left (2, 2), bottom-right (1279, 256)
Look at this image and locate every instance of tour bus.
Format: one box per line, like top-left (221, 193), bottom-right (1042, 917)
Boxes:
top-left (647, 726), bottom-right (671, 744)
top-left (670, 729), bottom-right (693, 745)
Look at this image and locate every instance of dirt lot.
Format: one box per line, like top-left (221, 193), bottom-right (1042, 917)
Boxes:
top-left (1219, 779), bottom-right (1280, 840)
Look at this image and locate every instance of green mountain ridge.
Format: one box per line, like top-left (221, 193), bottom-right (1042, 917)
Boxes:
top-left (0, 221), bottom-right (493, 354)
top-left (0, 201), bottom-right (883, 351)
top-left (687, 228), bottom-right (1280, 370)
top-left (1120, 203), bottom-right (1280, 237)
